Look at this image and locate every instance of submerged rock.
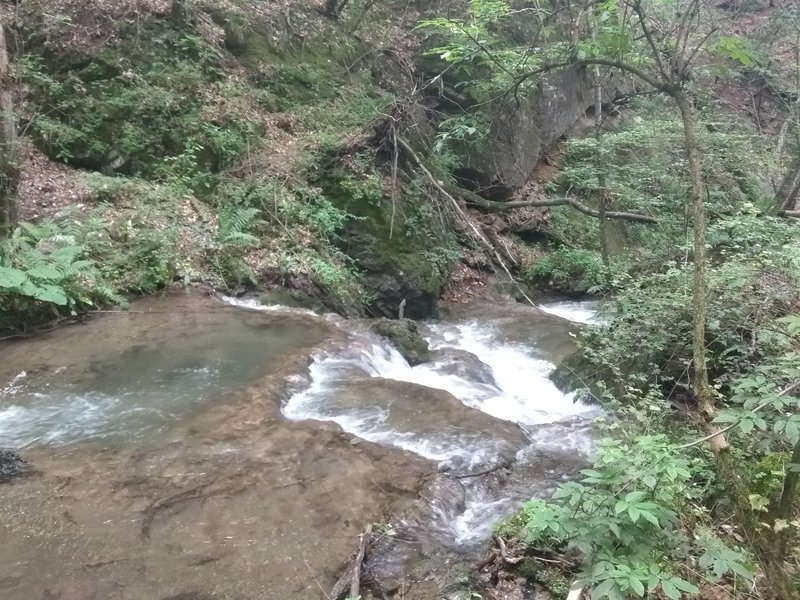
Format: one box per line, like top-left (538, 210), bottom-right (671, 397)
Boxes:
top-left (0, 449), bottom-right (28, 480)
top-left (370, 318), bottom-right (432, 366)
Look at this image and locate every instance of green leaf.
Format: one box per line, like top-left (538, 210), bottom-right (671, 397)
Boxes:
top-left (642, 474), bottom-right (657, 488)
top-left (609, 522), bottom-right (621, 539)
top-left (629, 576), bottom-right (645, 597)
top-left (628, 506), bottom-right (641, 523)
top-left (34, 284), bottom-right (69, 306)
top-left (673, 578), bottom-right (700, 593)
top-left (0, 265), bottom-right (28, 289)
top-left (594, 578), bottom-right (616, 598)
top-left (639, 510), bottom-right (659, 526)
top-left (614, 500), bottom-right (627, 515)
top-left (26, 265), bottom-right (63, 281)
top-left (786, 421), bottom-right (799, 443)
top-left (661, 579), bottom-right (680, 600)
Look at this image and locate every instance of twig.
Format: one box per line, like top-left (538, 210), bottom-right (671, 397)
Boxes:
top-left (396, 137), bottom-right (537, 307)
top-left (454, 464), bottom-right (506, 479)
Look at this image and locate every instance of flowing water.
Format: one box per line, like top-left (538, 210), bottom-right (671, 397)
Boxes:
top-left (226, 296), bottom-right (601, 553)
top-left (0, 291), bottom-right (601, 599)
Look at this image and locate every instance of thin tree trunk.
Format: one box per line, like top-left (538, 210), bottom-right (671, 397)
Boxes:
top-left (775, 438), bottom-right (800, 561)
top-left (0, 14), bottom-right (18, 237)
top-left (776, 155), bottom-right (800, 211)
top-left (594, 66), bottom-right (610, 271)
top-left (675, 92), bottom-right (714, 420)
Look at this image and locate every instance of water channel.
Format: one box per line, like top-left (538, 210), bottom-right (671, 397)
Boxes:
top-left (0, 290), bottom-right (600, 599)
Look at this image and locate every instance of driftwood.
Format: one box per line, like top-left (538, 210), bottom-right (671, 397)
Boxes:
top-left (331, 524), bottom-right (373, 600)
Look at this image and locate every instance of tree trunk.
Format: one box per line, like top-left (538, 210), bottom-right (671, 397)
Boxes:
top-left (0, 14), bottom-right (18, 237)
top-left (776, 155), bottom-right (800, 211)
top-left (675, 93), bottom-right (800, 598)
top-left (675, 92), bottom-right (714, 419)
top-left (594, 66), bottom-right (610, 272)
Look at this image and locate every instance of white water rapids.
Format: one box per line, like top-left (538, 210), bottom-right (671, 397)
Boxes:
top-left (226, 297), bottom-right (601, 548)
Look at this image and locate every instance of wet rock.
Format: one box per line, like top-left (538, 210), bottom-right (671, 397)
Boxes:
top-left (430, 348), bottom-right (498, 387)
top-left (370, 318), bottom-right (432, 366)
top-left (367, 271), bottom-right (440, 320)
top-left (0, 449), bottom-right (28, 480)
top-left (420, 474), bottom-right (467, 515)
top-left (322, 378), bottom-right (530, 466)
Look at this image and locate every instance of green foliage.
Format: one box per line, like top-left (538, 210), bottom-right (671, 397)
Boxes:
top-left (217, 206), bottom-right (261, 247)
top-left (748, 453), bottom-right (791, 498)
top-left (0, 221), bottom-right (123, 331)
top-left (16, 20), bottom-right (256, 191)
top-left (434, 114), bottom-right (490, 155)
top-left (517, 436), bottom-right (752, 599)
top-left (526, 248), bottom-right (609, 294)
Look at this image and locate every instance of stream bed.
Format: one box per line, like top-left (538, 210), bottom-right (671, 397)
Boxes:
top-left (0, 290), bottom-right (600, 599)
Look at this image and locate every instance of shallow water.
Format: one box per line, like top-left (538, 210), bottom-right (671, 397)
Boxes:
top-left (232, 296), bottom-right (601, 551)
top-left (0, 291), bottom-right (602, 598)
top-left (0, 296), bottom-right (331, 448)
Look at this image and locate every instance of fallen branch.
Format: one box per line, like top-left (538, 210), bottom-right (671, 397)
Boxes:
top-left (330, 524), bottom-right (373, 600)
top-left (350, 524), bottom-right (372, 598)
top-left (445, 182), bottom-right (658, 224)
top-left (454, 463), bottom-right (507, 480)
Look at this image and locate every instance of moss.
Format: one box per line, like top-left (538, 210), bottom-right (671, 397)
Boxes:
top-left (370, 319), bottom-right (431, 365)
top-left (316, 158), bottom-right (458, 316)
top-left (16, 17), bottom-right (255, 186)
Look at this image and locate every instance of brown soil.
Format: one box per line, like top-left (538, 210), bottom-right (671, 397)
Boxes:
top-left (15, 139), bottom-right (93, 222)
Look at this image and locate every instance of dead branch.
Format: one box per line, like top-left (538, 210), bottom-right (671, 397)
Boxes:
top-left (350, 524), bottom-right (372, 598)
top-left (396, 137), bottom-right (538, 307)
top-left (444, 182), bottom-right (658, 224)
top-left (330, 524), bottom-right (373, 600)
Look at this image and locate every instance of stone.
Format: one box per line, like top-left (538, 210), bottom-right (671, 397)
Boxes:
top-left (0, 449), bottom-right (28, 480)
top-left (370, 318), bottom-right (432, 366)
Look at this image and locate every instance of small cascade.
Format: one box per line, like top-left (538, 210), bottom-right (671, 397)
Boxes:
top-left (230, 297), bottom-right (602, 550)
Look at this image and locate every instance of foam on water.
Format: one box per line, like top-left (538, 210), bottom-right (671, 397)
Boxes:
top-left (540, 299), bottom-right (602, 324)
top-left (281, 311), bottom-right (599, 463)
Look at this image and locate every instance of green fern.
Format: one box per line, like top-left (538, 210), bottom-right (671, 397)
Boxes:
top-left (217, 206), bottom-right (261, 246)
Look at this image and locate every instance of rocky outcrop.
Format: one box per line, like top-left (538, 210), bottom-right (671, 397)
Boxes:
top-left (464, 67), bottom-right (629, 193)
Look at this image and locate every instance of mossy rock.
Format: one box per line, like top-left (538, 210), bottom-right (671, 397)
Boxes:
top-left (320, 162), bottom-right (456, 319)
top-left (370, 318), bottom-right (432, 366)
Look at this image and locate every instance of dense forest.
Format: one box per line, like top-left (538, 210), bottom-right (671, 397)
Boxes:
top-left (3, 0), bottom-right (800, 598)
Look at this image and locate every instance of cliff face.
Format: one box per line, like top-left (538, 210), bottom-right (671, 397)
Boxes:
top-left (6, 0), bottom-right (605, 320)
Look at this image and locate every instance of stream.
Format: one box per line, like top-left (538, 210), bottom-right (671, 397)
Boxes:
top-left (0, 290), bottom-right (600, 599)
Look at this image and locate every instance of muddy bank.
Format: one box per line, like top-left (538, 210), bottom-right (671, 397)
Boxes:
top-left (0, 292), bottom-right (434, 599)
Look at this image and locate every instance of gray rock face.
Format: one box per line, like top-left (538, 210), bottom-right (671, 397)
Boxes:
top-left (366, 272), bottom-right (439, 320)
top-left (466, 67), bottom-right (628, 192)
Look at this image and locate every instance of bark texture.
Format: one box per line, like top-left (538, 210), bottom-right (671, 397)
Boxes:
top-left (0, 13), bottom-right (17, 236)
